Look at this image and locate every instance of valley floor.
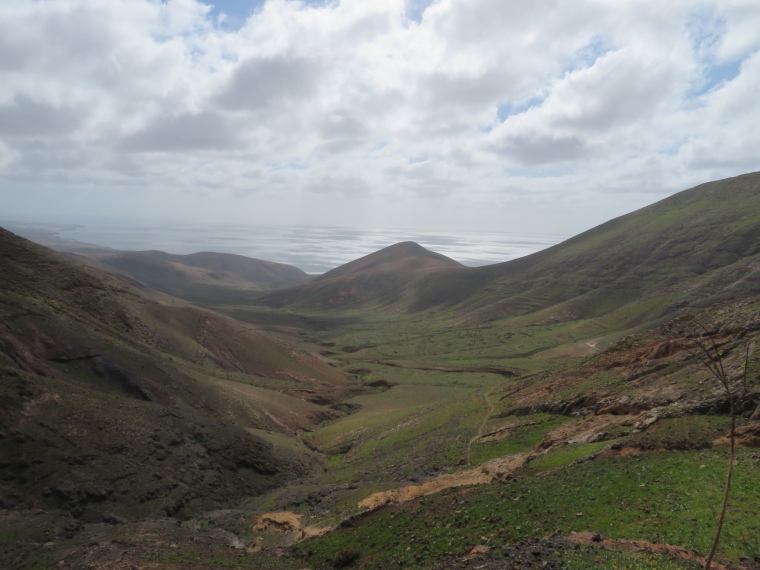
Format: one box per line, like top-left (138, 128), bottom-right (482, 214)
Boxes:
top-left (10, 298), bottom-right (757, 570)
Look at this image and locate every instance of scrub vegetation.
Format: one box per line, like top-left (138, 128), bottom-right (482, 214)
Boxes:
top-left (1, 173), bottom-right (760, 568)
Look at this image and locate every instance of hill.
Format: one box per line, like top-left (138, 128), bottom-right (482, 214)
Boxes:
top-left (262, 240), bottom-right (461, 309)
top-left (266, 173), bottom-right (760, 339)
top-left (413, 171), bottom-right (760, 316)
top-left (318, 240), bottom-right (461, 279)
top-left (0, 226), bottom-right (357, 552)
top-left (3, 173), bottom-right (760, 569)
top-left (68, 248), bottom-right (312, 305)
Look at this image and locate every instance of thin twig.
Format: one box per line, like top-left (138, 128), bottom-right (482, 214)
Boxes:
top-left (687, 324), bottom-right (751, 570)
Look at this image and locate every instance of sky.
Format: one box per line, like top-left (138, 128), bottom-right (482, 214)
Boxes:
top-left (1, 0), bottom-right (759, 236)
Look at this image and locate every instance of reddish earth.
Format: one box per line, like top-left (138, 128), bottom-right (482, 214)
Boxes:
top-left (569, 531), bottom-right (733, 569)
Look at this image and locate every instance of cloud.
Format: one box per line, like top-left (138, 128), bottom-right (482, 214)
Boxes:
top-left (305, 174), bottom-right (372, 197)
top-left (119, 111), bottom-right (237, 151)
top-left (312, 112), bottom-right (369, 154)
top-left (492, 133), bottom-right (586, 166)
top-left (0, 0), bottom-right (759, 234)
top-left (319, 112), bottom-right (368, 139)
top-left (216, 56), bottom-right (321, 110)
top-left (0, 96), bottom-right (86, 137)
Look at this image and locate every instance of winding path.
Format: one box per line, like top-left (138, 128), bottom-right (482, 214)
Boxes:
top-left (465, 390), bottom-right (496, 466)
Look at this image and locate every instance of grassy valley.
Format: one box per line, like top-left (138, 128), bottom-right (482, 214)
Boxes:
top-left (1, 173), bottom-right (760, 569)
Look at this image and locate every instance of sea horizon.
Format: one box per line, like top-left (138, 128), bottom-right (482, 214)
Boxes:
top-left (3, 220), bottom-right (570, 274)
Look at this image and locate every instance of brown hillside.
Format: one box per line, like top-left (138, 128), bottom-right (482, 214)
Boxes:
top-left (317, 240), bottom-right (461, 280)
top-left (0, 226), bottom-right (355, 524)
top-left (262, 241), bottom-right (461, 309)
top-left (70, 248), bottom-right (311, 304)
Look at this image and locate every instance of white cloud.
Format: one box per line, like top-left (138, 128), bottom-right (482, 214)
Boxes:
top-left (119, 111), bottom-right (238, 152)
top-left (216, 56), bottom-right (321, 110)
top-left (0, 0), bottom-right (758, 235)
top-left (0, 96), bottom-right (87, 136)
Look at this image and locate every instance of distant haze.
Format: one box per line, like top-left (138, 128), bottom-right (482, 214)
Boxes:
top-left (5, 222), bottom-right (568, 274)
top-left (1, 1), bottom-right (759, 235)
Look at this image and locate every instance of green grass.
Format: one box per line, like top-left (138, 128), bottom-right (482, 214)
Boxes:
top-left (623, 416), bottom-right (734, 450)
top-left (0, 513), bottom-right (65, 570)
top-left (562, 548), bottom-right (703, 569)
top-left (309, 387), bottom-right (486, 486)
top-left (295, 449), bottom-right (760, 569)
top-left (469, 414), bottom-right (572, 465)
top-left (524, 440), bottom-right (611, 473)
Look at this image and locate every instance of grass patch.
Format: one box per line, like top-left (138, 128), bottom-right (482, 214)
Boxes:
top-left (296, 449), bottom-right (760, 569)
top-left (524, 440), bottom-right (611, 473)
top-left (469, 414), bottom-right (572, 465)
top-left (623, 416), bottom-right (734, 450)
top-left (562, 548), bottom-right (703, 569)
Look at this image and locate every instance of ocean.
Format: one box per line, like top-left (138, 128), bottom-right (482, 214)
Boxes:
top-left (12, 222), bottom-right (569, 274)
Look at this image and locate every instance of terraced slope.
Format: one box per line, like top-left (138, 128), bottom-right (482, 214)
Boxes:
top-left (290, 296), bottom-right (760, 569)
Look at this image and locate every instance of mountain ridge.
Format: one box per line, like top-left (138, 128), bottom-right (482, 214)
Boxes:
top-left (2, 173), bottom-right (760, 569)
top-left (68, 248), bottom-right (312, 305)
top-left (264, 172), bottom-right (760, 336)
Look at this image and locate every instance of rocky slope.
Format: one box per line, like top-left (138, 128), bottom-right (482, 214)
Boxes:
top-left (0, 227), bottom-right (356, 533)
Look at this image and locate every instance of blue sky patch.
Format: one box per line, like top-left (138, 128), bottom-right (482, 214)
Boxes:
top-left (703, 57), bottom-right (743, 92)
top-left (684, 9), bottom-right (743, 97)
top-left (199, 0), bottom-right (334, 30)
top-left (691, 58), bottom-right (743, 97)
top-left (497, 94), bottom-right (546, 122)
top-left (406, 0), bottom-right (435, 24)
top-left (687, 8), bottom-right (725, 58)
top-left (564, 35), bottom-right (616, 75)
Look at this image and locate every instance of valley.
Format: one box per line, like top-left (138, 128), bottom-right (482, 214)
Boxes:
top-left (1, 173), bottom-right (760, 569)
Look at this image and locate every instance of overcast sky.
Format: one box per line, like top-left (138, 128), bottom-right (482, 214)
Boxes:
top-left (1, 0), bottom-right (759, 236)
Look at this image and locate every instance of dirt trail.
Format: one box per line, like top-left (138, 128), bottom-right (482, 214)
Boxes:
top-left (465, 390), bottom-right (495, 466)
top-left (358, 453), bottom-right (527, 510)
top-left (585, 339), bottom-right (601, 352)
top-left (568, 532), bottom-right (730, 570)
top-left (357, 410), bottom-right (646, 511)
top-left (254, 511), bottom-right (331, 540)
top-left (358, 389), bottom-right (534, 511)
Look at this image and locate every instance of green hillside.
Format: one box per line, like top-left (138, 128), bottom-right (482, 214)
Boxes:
top-left (262, 241), bottom-right (461, 309)
top-left (267, 173), bottom-right (760, 335)
top-left (1, 173), bottom-right (760, 569)
top-left (418, 171), bottom-right (760, 316)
